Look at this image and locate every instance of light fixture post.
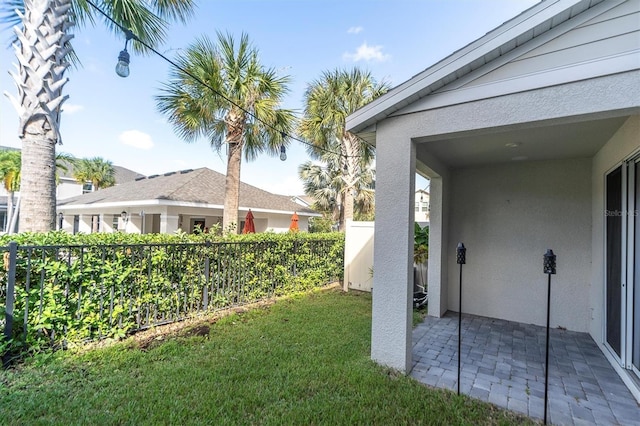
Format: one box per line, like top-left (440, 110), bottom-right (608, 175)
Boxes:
top-left (542, 249), bottom-right (556, 425)
top-left (456, 242), bottom-right (466, 395)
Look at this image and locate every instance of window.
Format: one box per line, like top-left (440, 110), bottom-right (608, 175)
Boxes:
top-left (421, 202), bottom-right (429, 212)
top-left (415, 202), bottom-right (420, 212)
top-left (112, 215), bottom-right (119, 231)
top-left (82, 182), bottom-right (94, 194)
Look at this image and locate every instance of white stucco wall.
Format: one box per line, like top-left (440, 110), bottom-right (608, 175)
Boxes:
top-left (370, 122), bottom-right (415, 372)
top-left (591, 115), bottom-right (640, 342)
top-left (448, 158), bottom-right (592, 332)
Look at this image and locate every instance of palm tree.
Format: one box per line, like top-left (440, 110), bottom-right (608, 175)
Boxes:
top-left (156, 32), bottom-right (295, 233)
top-left (72, 157), bottom-right (116, 191)
top-left (298, 140), bottom-right (375, 229)
top-left (1, 0), bottom-right (195, 232)
top-left (72, 156), bottom-right (116, 232)
top-left (299, 68), bottom-right (388, 231)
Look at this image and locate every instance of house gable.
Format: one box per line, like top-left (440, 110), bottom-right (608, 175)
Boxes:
top-left (394, 0), bottom-right (639, 118)
top-left (345, 0), bottom-right (640, 139)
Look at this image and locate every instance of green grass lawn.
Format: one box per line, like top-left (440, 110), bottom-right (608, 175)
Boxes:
top-left (0, 289), bottom-right (534, 425)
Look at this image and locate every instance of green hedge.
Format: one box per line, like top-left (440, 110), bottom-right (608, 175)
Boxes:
top-left (0, 232), bottom-right (344, 360)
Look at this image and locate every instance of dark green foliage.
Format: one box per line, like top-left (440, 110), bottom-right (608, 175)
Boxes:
top-left (0, 231), bottom-right (344, 361)
top-left (414, 223), bottom-right (429, 264)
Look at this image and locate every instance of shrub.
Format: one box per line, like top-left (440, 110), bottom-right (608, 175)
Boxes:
top-left (0, 231), bottom-right (344, 362)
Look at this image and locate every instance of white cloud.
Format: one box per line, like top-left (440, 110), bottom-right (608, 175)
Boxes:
top-left (118, 130), bottom-right (154, 150)
top-left (343, 43), bottom-right (390, 62)
top-left (347, 26), bottom-right (363, 34)
top-left (62, 103), bottom-right (84, 114)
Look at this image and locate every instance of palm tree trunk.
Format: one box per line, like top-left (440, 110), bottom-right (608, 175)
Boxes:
top-left (6, 0), bottom-right (73, 232)
top-left (223, 141), bottom-right (243, 233)
top-left (341, 190), bottom-right (354, 231)
top-left (339, 133), bottom-right (361, 231)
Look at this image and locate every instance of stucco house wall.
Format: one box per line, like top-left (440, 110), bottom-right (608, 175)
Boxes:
top-left (344, 2), bottom-right (640, 394)
top-left (448, 158), bottom-right (592, 332)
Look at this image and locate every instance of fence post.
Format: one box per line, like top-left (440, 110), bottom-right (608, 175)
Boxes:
top-left (2, 241), bottom-right (17, 365)
top-left (203, 242), bottom-right (211, 310)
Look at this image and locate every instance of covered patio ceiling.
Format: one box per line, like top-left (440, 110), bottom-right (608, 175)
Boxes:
top-left (415, 115), bottom-right (629, 169)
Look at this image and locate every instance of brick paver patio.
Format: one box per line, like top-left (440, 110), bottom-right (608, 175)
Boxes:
top-left (411, 312), bottom-right (639, 425)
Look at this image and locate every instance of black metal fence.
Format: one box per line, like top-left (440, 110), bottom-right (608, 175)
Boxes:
top-left (0, 238), bottom-right (343, 359)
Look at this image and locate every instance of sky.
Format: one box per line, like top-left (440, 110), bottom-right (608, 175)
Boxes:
top-left (0, 0), bottom-right (540, 196)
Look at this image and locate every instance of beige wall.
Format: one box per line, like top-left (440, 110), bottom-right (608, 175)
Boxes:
top-left (448, 158), bottom-right (592, 332)
top-left (591, 115), bottom-right (640, 341)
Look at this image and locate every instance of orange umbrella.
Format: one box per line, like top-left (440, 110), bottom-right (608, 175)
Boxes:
top-left (289, 212), bottom-right (299, 232)
top-left (242, 210), bottom-right (256, 234)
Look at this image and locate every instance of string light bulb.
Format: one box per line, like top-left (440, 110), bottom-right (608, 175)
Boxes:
top-left (115, 30), bottom-right (134, 77)
top-left (280, 145), bottom-right (287, 161)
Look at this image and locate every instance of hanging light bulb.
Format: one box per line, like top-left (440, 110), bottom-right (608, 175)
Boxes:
top-left (279, 145), bottom-right (287, 161)
top-left (115, 30), bottom-right (134, 78)
top-left (115, 49), bottom-right (130, 77)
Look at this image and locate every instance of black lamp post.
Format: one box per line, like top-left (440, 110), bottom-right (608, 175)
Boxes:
top-left (456, 242), bottom-right (466, 395)
top-left (543, 249), bottom-right (556, 425)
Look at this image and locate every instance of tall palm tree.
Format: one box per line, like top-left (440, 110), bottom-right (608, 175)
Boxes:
top-left (156, 32), bottom-right (295, 233)
top-left (299, 68), bottom-right (388, 231)
top-left (1, 0), bottom-right (195, 232)
top-left (298, 140), bottom-right (375, 229)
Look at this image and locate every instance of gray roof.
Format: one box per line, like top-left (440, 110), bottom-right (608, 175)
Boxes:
top-left (59, 167), bottom-right (315, 215)
top-left (58, 162), bottom-right (145, 184)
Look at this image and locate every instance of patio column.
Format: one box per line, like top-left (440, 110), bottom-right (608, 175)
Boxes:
top-left (427, 177), bottom-right (449, 317)
top-left (371, 122), bottom-right (415, 372)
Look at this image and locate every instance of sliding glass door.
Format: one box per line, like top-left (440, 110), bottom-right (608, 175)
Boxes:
top-left (606, 166), bottom-right (622, 356)
top-left (606, 156), bottom-right (640, 378)
top-left (633, 159), bottom-right (640, 374)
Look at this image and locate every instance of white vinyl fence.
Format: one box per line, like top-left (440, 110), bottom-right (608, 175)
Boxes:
top-left (343, 220), bottom-right (374, 292)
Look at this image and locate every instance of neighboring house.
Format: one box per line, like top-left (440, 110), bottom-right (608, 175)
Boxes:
top-left (346, 0), bottom-right (640, 400)
top-left (58, 167), bottom-right (317, 234)
top-left (414, 189), bottom-right (430, 224)
top-left (0, 146), bottom-right (143, 231)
